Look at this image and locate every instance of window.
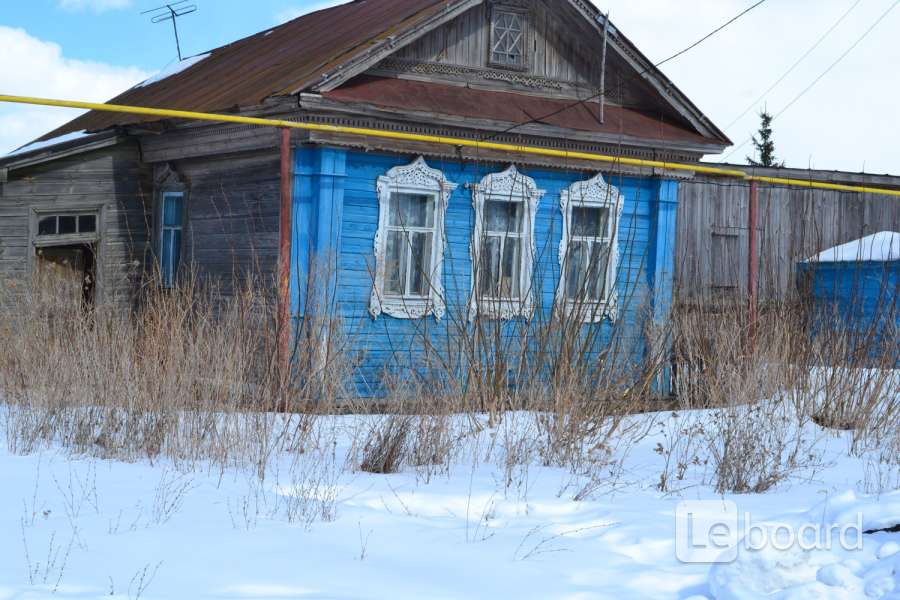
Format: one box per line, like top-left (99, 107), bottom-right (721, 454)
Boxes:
top-left (36, 213), bottom-right (98, 237)
top-left (159, 192), bottom-right (184, 288)
top-left (557, 173), bottom-right (624, 322)
top-left (471, 166), bottom-right (544, 320)
top-left (490, 7), bottom-right (527, 69)
top-left (370, 157), bottom-right (457, 320)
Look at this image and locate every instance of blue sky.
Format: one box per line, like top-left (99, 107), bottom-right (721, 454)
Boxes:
top-left (2, 0), bottom-right (899, 172)
top-left (2, 0), bottom-right (329, 71)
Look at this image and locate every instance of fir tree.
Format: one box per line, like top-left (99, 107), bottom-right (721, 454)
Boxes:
top-left (746, 110), bottom-right (784, 168)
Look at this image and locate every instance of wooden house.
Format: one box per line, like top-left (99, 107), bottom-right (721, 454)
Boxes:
top-left (0, 0), bottom-right (732, 396)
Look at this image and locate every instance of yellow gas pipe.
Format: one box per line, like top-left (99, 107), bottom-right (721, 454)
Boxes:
top-left (4, 94), bottom-right (899, 198)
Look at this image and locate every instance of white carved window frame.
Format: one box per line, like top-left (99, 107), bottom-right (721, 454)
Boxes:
top-left (470, 165), bottom-right (545, 320)
top-left (557, 173), bottom-right (624, 323)
top-left (369, 157), bottom-right (458, 320)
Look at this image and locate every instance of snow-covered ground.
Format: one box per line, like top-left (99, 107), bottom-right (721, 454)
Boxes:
top-left (1, 407), bottom-right (898, 600)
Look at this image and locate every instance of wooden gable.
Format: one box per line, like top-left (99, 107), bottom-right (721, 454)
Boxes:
top-left (359, 0), bottom-right (710, 135)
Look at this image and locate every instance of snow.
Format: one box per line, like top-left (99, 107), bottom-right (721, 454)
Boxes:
top-left (136, 53), bottom-right (210, 88)
top-left (4, 130), bottom-right (92, 159)
top-left (808, 231), bottom-right (900, 263)
top-left (0, 406), bottom-right (897, 599)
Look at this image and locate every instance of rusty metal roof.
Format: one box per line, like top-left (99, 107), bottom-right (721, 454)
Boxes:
top-left (324, 75), bottom-right (717, 148)
top-left (39, 0), bottom-right (459, 141)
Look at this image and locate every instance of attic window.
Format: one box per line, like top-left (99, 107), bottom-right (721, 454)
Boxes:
top-left (490, 8), bottom-right (527, 69)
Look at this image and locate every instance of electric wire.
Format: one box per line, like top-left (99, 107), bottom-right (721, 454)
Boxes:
top-left (724, 0), bottom-right (900, 161)
top-left (477, 0), bottom-right (769, 143)
top-left (724, 0), bottom-right (864, 131)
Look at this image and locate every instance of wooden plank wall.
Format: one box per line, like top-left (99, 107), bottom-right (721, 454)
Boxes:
top-left (296, 149), bottom-right (671, 396)
top-left (393, 1), bottom-right (601, 86)
top-left (0, 144), bottom-right (151, 307)
top-left (171, 150), bottom-right (281, 297)
top-left (675, 176), bottom-right (900, 305)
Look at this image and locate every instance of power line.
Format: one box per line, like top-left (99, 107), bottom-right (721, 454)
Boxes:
top-left (724, 0), bottom-right (864, 131)
top-left (655, 0), bottom-right (767, 68)
top-left (478, 0), bottom-right (769, 143)
top-left (725, 0), bottom-right (900, 162)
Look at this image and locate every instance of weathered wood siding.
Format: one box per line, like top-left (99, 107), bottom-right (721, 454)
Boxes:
top-left (0, 143), bottom-right (151, 307)
top-left (393, 2), bottom-right (601, 86)
top-left (675, 177), bottom-right (900, 305)
top-left (166, 150), bottom-right (281, 296)
top-left (293, 148), bottom-right (678, 396)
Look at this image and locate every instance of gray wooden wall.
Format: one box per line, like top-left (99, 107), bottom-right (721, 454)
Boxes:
top-left (0, 143), bottom-right (152, 307)
top-left (675, 171), bottom-right (900, 305)
top-left (170, 150), bottom-right (281, 296)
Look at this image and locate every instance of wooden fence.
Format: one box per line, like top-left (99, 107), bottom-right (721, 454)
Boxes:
top-left (675, 165), bottom-right (900, 306)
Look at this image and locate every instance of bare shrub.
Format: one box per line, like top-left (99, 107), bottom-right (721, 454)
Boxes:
top-left (358, 415), bottom-right (413, 474)
top-left (672, 303), bottom-right (825, 494)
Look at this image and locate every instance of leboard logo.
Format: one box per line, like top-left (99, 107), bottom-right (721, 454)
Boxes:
top-left (675, 500), bottom-right (864, 564)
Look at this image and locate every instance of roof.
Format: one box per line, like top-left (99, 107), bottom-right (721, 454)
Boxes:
top-left (323, 75), bottom-right (715, 148)
top-left (25, 0), bottom-right (729, 153)
top-left (807, 232), bottom-right (900, 263)
top-left (37, 0), bottom-right (459, 142)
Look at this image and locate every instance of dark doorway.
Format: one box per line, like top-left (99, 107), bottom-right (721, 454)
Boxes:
top-left (35, 243), bottom-right (97, 308)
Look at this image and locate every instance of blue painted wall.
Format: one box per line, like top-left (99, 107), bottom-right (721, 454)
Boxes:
top-left (798, 260), bottom-right (900, 363)
top-left (293, 147), bottom-right (679, 396)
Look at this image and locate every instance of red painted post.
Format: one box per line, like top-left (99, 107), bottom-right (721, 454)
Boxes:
top-left (748, 180), bottom-right (759, 346)
top-left (277, 127), bottom-right (293, 379)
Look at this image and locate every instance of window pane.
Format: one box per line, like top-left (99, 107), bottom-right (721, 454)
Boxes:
top-left (501, 237), bottom-right (521, 299)
top-left (572, 207), bottom-right (610, 238)
top-left (485, 200), bottom-right (522, 234)
top-left (58, 216), bottom-right (77, 235)
top-left (588, 242), bottom-right (611, 301)
top-left (479, 236), bottom-right (502, 298)
top-left (38, 216), bottom-right (57, 236)
top-left (389, 193), bottom-right (433, 229)
top-left (566, 241), bottom-right (589, 300)
top-left (384, 231), bottom-right (406, 295)
top-left (408, 232), bottom-right (433, 297)
top-left (492, 10), bottom-right (524, 66)
top-left (160, 228), bottom-right (183, 287)
top-left (78, 215), bottom-right (97, 233)
top-left (161, 229), bottom-right (174, 286)
top-left (163, 194), bottom-right (183, 227)
top-left (171, 229), bottom-right (182, 284)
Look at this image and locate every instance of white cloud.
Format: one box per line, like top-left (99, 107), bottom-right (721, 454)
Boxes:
top-left (592, 0), bottom-right (900, 172)
top-left (0, 26), bottom-right (149, 154)
top-left (57, 0), bottom-right (131, 12)
top-left (275, 1), bottom-right (343, 24)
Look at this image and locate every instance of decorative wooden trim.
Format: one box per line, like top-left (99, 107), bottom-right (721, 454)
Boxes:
top-left (369, 157), bottom-right (458, 320)
top-left (469, 165), bottom-right (545, 320)
top-left (377, 58), bottom-right (564, 90)
top-left (557, 173), bottom-right (624, 322)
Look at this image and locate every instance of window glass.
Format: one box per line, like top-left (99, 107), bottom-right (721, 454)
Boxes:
top-left (78, 215), bottom-right (97, 233)
top-left (38, 216), bottom-right (57, 236)
top-left (491, 10), bottom-right (525, 67)
top-left (384, 192), bottom-right (436, 298)
top-left (408, 231), bottom-right (433, 297)
top-left (571, 206), bottom-right (610, 238)
top-left (389, 193), bottom-right (433, 229)
top-left (163, 194), bottom-right (183, 227)
top-left (160, 193), bottom-right (184, 287)
top-left (58, 216), bottom-right (77, 235)
top-left (485, 200), bottom-right (522, 234)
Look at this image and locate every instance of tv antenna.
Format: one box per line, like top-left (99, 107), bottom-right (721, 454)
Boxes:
top-left (142, 1), bottom-right (198, 61)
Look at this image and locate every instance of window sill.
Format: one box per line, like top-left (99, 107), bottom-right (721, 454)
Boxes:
top-left (558, 299), bottom-right (618, 324)
top-left (469, 298), bottom-right (533, 321)
top-left (370, 295), bottom-right (445, 321)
